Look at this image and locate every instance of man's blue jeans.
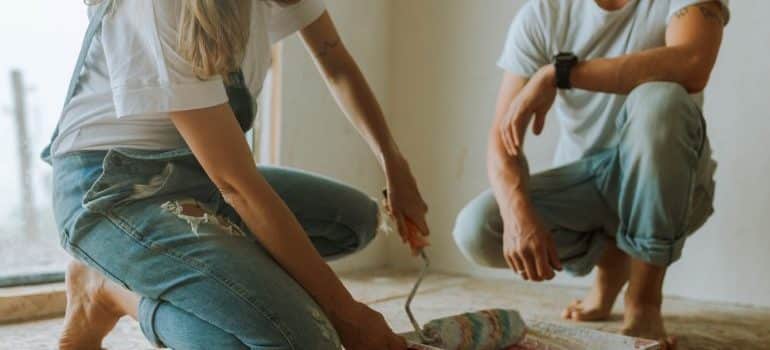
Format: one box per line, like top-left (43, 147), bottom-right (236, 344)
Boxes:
top-left (453, 82), bottom-right (717, 275)
top-left (53, 148), bottom-right (379, 349)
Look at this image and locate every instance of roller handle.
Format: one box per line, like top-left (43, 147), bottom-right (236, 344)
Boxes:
top-left (381, 189), bottom-right (430, 256)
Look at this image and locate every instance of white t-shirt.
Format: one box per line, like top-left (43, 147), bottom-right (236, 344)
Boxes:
top-left (498, 0), bottom-right (730, 166)
top-left (52, 0), bottom-right (325, 156)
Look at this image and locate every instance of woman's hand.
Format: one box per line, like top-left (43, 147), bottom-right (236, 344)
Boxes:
top-left (299, 12), bottom-right (429, 252)
top-left (384, 152), bottom-right (430, 246)
top-left (332, 301), bottom-right (408, 350)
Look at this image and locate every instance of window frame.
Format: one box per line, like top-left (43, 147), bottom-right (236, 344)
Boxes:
top-left (0, 44), bottom-right (284, 290)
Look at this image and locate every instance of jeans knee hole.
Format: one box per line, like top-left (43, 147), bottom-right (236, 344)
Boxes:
top-left (161, 200), bottom-right (246, 238)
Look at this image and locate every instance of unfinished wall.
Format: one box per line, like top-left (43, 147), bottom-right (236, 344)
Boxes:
top-left (385, 0), bottom-right (552, 272)
top-left (387, 0), bottom-right (770, 307)
top-left (280, 0), bottom-right (393, 272)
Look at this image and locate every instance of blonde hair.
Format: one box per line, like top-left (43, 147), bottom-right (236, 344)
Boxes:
top-left (178, 1), bottom-right (253, 82)
top-left (88, 0), bottom-right (298, 82)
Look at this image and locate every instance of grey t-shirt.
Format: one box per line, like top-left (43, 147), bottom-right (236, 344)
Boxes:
top-left (498, 0), bottom-right (730, 166)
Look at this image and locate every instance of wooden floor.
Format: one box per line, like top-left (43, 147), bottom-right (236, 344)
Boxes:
top-left (2, 270), bottom-right (769, 349)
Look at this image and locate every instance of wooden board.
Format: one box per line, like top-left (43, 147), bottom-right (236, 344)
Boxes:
top-left (404, 320), bottom-right (660, 350)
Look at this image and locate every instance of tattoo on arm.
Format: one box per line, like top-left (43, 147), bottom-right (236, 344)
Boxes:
top-left (316, 38), bottom-right (340, 58)
top-left (674, 7), bottom-right (689, 19)
top-left (674, 3), bottom-right (725, 25)
top-left (697, 4), bottom-right (725, 24)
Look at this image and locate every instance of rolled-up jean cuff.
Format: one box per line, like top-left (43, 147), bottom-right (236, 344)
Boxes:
top-left (139, 297), bottom-right (165, 347)
top-left (616, 232), bottom-right (687, 267)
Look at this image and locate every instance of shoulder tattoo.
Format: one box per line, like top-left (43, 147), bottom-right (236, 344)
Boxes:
top-left (674, 3), bottom-right (725, 25)
top-left (697, 3), bottom-right (726, 25)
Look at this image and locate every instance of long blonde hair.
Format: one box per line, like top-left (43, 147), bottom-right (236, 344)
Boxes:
top-left (178, 1), bottom-right (253, 82)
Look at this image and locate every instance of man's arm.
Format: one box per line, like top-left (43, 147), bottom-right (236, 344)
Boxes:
top-left (500, 1), bottom-right (728, 156)
top-left (571, 1), bottom-right (727, 94)
top-left (489, 72), bottom-right (562, 281)
top-left (489, 73), bottom-right (529, 222)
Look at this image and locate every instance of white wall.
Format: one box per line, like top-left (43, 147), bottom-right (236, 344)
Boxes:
top-left (385, 0), bottom-right (554, 270)
top-left (385, 0), bottom-right (770, 308)
top-left (280, 0), bottom-right (393, 272)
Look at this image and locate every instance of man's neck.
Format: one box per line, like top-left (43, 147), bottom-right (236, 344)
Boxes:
top-left (595, 0), bottom-right (630, 11)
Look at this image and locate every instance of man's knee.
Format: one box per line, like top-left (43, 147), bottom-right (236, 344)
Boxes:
top-left (628, 81), bottom-right (690, 107)
top-left (624, 82), bottom-right (702, 157)
top-left (453, 192), bottom-right (504, 267)
top-left (453, 204), bottom-right (485, 264)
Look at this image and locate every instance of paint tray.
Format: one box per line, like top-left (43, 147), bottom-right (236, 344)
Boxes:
top-left (402, 319), bottom-right (660, 350)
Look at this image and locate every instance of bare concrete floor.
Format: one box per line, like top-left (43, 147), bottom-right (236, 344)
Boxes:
top-left (2, 270), bottom-right (769, 349)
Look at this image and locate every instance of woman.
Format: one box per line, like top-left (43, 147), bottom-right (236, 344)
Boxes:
top-left (46, 0), bottom-right (429, 349)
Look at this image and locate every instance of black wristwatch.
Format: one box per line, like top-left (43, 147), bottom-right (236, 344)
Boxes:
top-left (553, 52), bottom-right (578, 89)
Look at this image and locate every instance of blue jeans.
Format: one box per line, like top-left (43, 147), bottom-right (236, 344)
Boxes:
top-left (453, 82), bottom-right (717, 275)
top-left (53, 148), bottom-right (379, 349)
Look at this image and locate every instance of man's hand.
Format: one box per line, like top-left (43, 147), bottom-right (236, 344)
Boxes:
top-left (502, 205), bottom-right (562, 281)
top-left (499, 65), bottom-right (557, 155)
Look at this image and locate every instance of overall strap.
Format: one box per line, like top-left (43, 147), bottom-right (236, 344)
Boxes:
top-left (42, 0), bottom-right (112, 163)
top-left (62, 0), bottom-right (112, 108)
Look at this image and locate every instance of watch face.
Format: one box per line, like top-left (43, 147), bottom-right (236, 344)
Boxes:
top-left (553, 52), bottom-right (577, 89)
top-left (555, 52), bottom-right (577, 62)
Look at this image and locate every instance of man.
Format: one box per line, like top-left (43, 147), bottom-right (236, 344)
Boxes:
top-left (453, 0), bottom-right (729, 348)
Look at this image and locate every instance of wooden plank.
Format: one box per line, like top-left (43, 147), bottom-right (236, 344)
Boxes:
top-left (0, 283), bottom-right (66, 324)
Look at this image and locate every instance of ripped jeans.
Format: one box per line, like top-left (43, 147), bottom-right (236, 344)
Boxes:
top-left (52, 148), bottom-right (379, 349)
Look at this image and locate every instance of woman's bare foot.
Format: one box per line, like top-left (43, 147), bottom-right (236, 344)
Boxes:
top-left (59, 261), bottom-right (127, 350)
top-left (563, 243), bottom-right (629, 321)
top-left (621, 302), bottom-right (677, 350)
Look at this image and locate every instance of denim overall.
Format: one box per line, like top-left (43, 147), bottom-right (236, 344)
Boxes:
top-left (45, 1), bottom-right (375, 348)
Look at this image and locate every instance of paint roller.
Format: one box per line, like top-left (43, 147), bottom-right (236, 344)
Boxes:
top-left (382, 191), bottom-right (527, 350)
top-left (402, 240), bottom-right (526, 350)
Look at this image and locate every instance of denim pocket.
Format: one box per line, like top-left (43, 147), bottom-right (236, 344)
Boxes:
top-left (81, 149), bottom-right (208, 213)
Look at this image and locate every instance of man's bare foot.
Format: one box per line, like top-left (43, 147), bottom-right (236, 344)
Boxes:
top-left (561, 284), bottom-right (619, 321)
top-left (622, 302), bottom-right (677, 350)
top-left (59, 261), bottom-right (126, 350)
top-left (563, 244), bottom-right (629, 321)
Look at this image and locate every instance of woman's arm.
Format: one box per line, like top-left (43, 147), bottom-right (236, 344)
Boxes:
top-left (171, 104), bottom-right (350, 312)
top-left (170, 105), bottom-right (405, 350)
top-left (299, 12), bottom-right (430, 240)
top-left (298, 12), bottom-right (396, 170)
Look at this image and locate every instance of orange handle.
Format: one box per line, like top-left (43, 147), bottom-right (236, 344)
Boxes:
top-left (404, 219), bottom-right (430, 256)
top-left (382, 189), bottom-right (429, 256)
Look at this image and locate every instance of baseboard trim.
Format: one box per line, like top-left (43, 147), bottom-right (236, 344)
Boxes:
top-left (0, 283), bottom-right (66, 324)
